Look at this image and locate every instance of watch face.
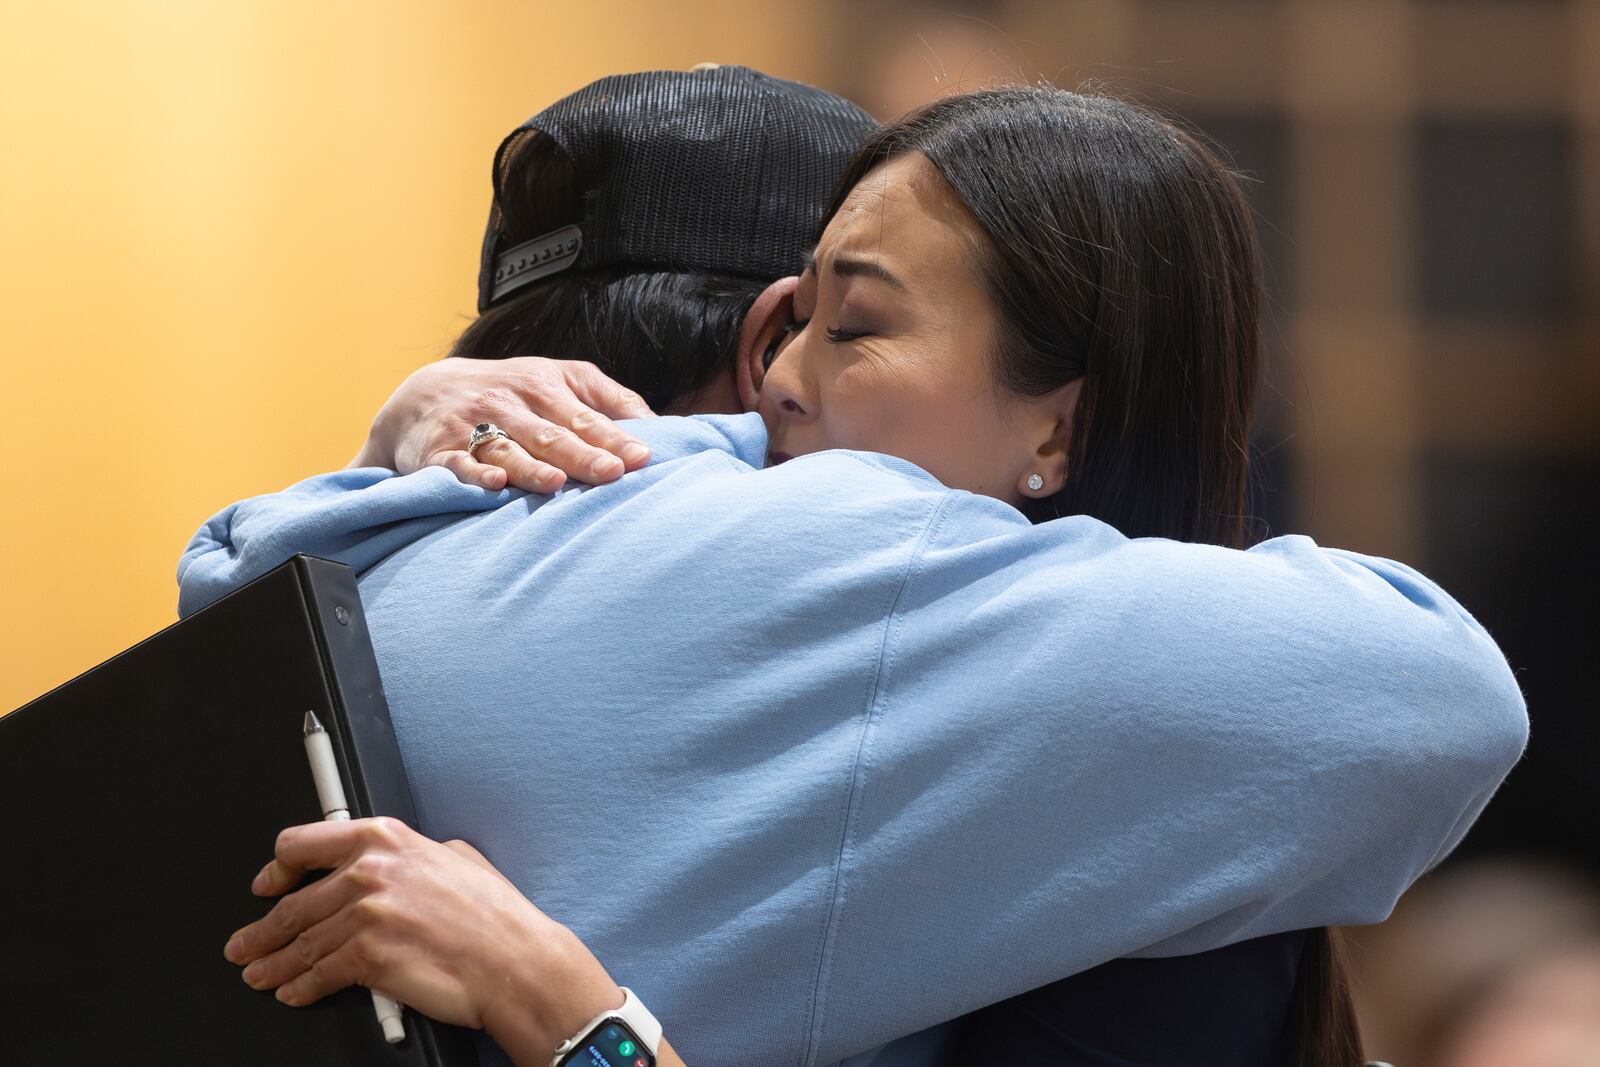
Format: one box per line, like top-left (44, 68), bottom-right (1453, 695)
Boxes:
top-left (556, 1019), bottom-right (655, 1067)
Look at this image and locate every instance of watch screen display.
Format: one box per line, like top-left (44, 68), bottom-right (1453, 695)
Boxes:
top-left (557, 1020), bottom-right (655, 1067)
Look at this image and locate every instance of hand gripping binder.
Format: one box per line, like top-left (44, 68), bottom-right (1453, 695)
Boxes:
top-left (0, 555), bottom-right (480, 1066)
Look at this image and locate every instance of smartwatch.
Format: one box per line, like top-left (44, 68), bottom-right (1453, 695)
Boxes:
top-left (550, 987), bottom-right (663, 1067)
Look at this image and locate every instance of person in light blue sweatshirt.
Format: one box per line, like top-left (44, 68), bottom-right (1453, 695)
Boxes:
top-left (193, 88), bottom-right (1526, 1067)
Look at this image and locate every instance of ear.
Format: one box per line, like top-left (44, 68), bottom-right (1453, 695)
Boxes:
top-left (734, 276), bottom-right (799, 413)
top-left (1018, 376), bottom-right (1085, 500)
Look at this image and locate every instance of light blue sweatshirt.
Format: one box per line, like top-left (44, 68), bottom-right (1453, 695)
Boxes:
top-left (179, 413), bottom-right (1527, 1067)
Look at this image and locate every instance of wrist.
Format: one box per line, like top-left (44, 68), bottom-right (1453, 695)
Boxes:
top-left (352, 410), bottom-right (395, 470)
top-left (347, 440), bottom-right (384, 470)
top-left (482, 919), bottom-right (625, 1067)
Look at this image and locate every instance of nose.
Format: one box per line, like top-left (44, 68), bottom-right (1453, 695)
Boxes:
top-left (760, 348), bottom-right (813, 420)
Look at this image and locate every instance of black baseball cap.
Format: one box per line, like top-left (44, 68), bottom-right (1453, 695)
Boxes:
top-left (477, 65), bottom-right (877, 313)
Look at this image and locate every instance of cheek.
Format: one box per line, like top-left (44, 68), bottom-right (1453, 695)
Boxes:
top-left (821, 356), bottom-right (913, 446)
top-left (831, 345), bottom-right (1019, 493)
top-left (828, 359), bottom-right (951, 452)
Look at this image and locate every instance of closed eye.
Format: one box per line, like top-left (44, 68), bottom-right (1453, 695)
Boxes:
top-left (824, 327), bottom-right (868, 344)
top-left (764, 319), bottom-right (808, 370)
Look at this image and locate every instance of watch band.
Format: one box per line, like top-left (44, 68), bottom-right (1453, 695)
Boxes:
top-left (549, 987), bottom-right (663, 1067)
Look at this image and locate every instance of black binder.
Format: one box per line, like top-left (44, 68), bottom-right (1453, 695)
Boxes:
top-left (0, 555), bottom-right (480, 1066)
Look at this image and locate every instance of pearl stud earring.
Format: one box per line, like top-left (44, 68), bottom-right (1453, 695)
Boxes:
top-left (1026, 474), bottom-right (1044, 491)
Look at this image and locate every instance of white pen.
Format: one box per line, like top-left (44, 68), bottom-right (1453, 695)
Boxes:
top-left (302, 710), bottom-right (407, 1045)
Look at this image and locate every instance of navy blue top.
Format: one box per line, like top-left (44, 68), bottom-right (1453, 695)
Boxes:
top-left (951, 931), bottom-right (1307, 1066)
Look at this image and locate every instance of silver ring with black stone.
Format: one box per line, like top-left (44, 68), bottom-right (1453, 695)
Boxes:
top-left (466, 422), bottom-right (511, 458)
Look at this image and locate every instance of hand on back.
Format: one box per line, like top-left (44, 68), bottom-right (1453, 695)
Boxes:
top-left (353, 356), bottom-right (656, 493)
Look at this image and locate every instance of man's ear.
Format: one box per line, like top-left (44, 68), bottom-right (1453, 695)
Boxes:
top-left (1019, 376), bottom-right (1086, 500)
top-left (734, 276), bottom-right (799, 413)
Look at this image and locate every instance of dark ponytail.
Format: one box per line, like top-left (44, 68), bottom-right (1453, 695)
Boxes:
top-left (1294, 927), bottom-right (1366, 1067)
top-left (830, 87), bottom-right (1361, 1065)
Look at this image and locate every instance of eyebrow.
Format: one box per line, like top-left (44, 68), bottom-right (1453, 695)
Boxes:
top-left (801, 251), bottom-right (907, 292)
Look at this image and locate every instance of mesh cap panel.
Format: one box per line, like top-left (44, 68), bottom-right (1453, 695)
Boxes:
top-left (477, 66), bottom-right (876, 312)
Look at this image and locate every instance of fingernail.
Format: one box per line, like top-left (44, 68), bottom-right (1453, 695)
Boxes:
top-left (592, 456), bottom-right (623, 479)
top-left (251, 865), bottom-right (271, 893)
top-left (225, 936), bottom-right (244, 963)
top-left (621, 443), bottom-right (649, 465)
top-left (242, 960), bottom-right (264, 986)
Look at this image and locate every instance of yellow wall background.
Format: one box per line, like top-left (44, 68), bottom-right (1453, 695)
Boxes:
top-left (0, 1), bottom-right (829, 712)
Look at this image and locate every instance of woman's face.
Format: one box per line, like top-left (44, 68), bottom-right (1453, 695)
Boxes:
top-left (757, 152), bottom-right (1076, 506)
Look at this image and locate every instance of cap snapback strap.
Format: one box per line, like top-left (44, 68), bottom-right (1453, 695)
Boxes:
top-left (489, 224), bottom-right (583, 305)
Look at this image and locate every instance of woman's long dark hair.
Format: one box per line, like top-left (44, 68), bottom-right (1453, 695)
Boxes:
top-left (830, 87), bottom-right (1362, 1066)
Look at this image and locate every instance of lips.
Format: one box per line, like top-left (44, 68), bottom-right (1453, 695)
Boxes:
top-left (768, 451), bottom-right (794, 466)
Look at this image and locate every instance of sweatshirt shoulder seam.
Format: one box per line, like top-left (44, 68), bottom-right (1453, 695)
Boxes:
top-left (798, 489), bottom-right (957, 1067)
